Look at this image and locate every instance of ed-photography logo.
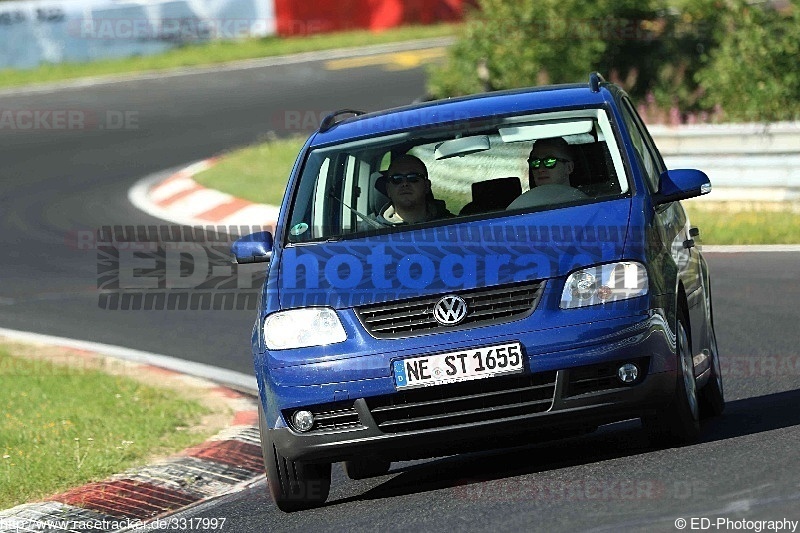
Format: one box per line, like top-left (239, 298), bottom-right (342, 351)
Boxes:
top-left (90, 223), bottom-right (692, 311)
top-left (94, 225), bottom-right (266, 310)
top-left (275, 224), bottom-right (654, 309)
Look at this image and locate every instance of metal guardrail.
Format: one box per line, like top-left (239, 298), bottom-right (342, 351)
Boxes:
top-left (650, 122), bottom-right (800, 155)
top-left (650, 122), bottom-right (800, 201)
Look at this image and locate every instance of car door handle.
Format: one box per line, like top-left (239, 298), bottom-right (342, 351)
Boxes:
top-left (684, 227), bottom-right (700, 248)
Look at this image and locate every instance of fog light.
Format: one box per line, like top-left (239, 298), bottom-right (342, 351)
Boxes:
top-left (292, 410), bottom-right (315, 432)
top-left (617, 363), bottom-right (639, 384)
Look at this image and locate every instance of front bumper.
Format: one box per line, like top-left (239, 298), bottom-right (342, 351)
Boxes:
top-left (259, 311), bottom-right (678, 463)
top-left (271, 369), bottom-right (674, 463)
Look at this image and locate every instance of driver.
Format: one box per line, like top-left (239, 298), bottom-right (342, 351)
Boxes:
top-left (373, 154), bottom-right (453, 225)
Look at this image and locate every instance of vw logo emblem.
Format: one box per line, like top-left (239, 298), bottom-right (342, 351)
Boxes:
top-left (433, 295), bottom-right (468, 326)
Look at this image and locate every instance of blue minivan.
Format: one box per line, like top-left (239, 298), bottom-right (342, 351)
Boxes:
top-left (232, 74), bottom-right (724, 511)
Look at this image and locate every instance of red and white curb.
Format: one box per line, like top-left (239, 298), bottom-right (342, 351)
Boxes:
top-left (129, 158), bottom-right (280, 229)
top-left (0, 427), bottom-right (263, 533)
top-left (0, 330), bottom-right (264, 533)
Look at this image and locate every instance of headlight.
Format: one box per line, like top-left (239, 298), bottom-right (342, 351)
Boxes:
top-left (560, 261), bottom-right (648, 309)
top-left (264, 308), bottom-right (347, 350)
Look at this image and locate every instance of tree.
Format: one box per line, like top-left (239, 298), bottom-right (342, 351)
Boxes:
top-left (696, 0), bottom-right (800, 121)
top-left (427, 0), bottom-right (800, 123)
top-left (427, 0), bottom-right (696, 102)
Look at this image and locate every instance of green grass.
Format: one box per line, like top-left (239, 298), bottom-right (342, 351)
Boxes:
top-left (194, 139), bottom-right (800, 245)
top-left (0, 344), bottom-right (213, 509)
top-left (194, 136), bottom-right (306, 206)
top-left (0, 24), bottom-right (456, 89)
top-left (684, 203), bottom-right (800, 245)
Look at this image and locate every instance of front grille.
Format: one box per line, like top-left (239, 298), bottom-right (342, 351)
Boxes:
top-left (563, 358), bottom-right (650, 397)
top-left (365, 372), bottom-right (557, 434)
top-left (284, 400), bottom-right (364, 434)
top-left (356, 281), bottom-right (544, 338)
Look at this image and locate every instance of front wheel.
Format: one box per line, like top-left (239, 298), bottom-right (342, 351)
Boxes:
top-left (644, 315), bottom-right (701, 446)
top-left (258, 404), bottom-right (331, 512)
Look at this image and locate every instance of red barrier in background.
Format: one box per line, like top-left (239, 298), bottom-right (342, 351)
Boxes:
top-left (274, 0), bottom-right (468, 36)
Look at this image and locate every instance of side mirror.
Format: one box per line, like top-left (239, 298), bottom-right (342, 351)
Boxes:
top-left (654, 169), bottom-right (712, 205)
top-left (231, 231), bottom-right (273, 264)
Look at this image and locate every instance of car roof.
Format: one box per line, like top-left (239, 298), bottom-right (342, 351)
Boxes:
top-left (310, 82), bottom-right (616, 146)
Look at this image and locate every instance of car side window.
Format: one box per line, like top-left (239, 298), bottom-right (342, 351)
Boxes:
top-left (620, 98), bottom-right (663, 193)
top-left (308, 157), bottom-right (331, 238)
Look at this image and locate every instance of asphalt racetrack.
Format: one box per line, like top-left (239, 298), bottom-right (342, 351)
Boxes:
top-left (1, 49), bottom-right (798, 532)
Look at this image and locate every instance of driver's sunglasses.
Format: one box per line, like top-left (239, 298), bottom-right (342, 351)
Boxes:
top-left (387, 172), bottom-right (426, 185)
top-left (528, 156), bottom-right (570, 169)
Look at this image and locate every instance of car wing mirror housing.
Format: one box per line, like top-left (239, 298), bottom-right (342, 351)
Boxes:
top-left (654, 169), bottom-right (712, 205)
top-left (231, 231), bottom-right (274, 264)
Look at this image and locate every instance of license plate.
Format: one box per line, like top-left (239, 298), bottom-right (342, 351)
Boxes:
top-left (393, 342), bottom-right (524, 389)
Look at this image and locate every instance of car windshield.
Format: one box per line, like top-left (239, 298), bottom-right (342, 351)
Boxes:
top-left (286, 108), bottom-right (629, 243)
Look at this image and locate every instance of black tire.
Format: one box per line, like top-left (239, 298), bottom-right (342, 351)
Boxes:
top-left (699, 311), bottom-right (725, 419)
top-left (258, 404), bottom-right (331, 512)
top-left (644, 313), bottom-right (701, 446)
top-left (343, 458), bottom-right (392, 480)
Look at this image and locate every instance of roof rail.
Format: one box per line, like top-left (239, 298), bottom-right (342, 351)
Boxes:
top-left (319, 109), bottom-right (366, 133)
top-left (589, 72), bottom-right (606, 93)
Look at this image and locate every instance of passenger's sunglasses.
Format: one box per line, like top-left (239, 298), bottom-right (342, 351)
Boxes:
top-left (387, 172), bottom-right (426, 185)
top-left (528, 156), bottom-right (570, 169)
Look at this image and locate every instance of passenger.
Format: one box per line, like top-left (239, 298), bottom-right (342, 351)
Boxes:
top-left (374, 154), bottom-right (453, 225)
top-left (507, 137), bottom-right (587, 210)
top-left (527, 137), bottom-right (576, 188)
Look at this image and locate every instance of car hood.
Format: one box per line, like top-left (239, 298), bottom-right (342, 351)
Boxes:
top-left (277, 198), bottom-right (632, 310)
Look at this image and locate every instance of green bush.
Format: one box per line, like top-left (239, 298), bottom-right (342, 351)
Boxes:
top-left (427, 0), bottom-right (609, 96)
top-left (697, 0), bottom-right (800, 122)
top-left (427, 0), bottom-right (705, 101)
top-left (428, 0), bottom-right (799, 122)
